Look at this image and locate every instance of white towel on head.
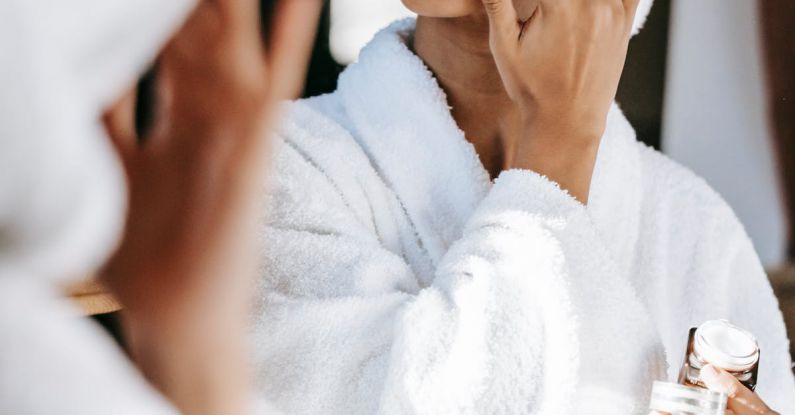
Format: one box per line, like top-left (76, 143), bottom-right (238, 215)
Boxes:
top-left (0, 0), bottom-right (194, 284)
top-left (253, 17), bottom-right (795, 414)
top-left (0, 1), bottom-right (193, 413)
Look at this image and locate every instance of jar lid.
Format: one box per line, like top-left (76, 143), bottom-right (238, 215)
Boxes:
top-left (694, 320), bottom-right (759, 372)
top-left (650, 381), bottom-right (727, 415)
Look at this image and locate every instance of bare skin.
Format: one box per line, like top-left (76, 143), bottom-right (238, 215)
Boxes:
top-left (411, 0), bottom-right (626, 202)
top-left (101, 0), bottom-right (321, 414)
top-left (412, 13), bottom-right (524, 179)
top-left (651, 365), bottom-right (780, 415)
top-left (410, 0), bottom-right (781, 412)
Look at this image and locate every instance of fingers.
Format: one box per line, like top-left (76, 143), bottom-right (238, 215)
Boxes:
top-left (481, 0), bottom-right (519, 43)
top-left (623, 0), bottom-right (641, 10)
top-left (649, 410), bottom-right (735, 415)
top-left (700, 365), bottom-right (749, 400)
top-left (208, 0), bottom-right (260, 26)
top-left (102, 88), bottom-right (139, 171)
top-left (700, 365), bottom-right (772, 414)
top-left (267, 0), bottom-right (323, 100)
top-left (648, 411), bottom-right (734, 415)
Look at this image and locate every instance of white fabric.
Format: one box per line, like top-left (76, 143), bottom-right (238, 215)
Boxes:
top-left (663, 0), bottom-right (786, 267)
top-left (0, 0), bottom-right (194, 284)
top-left (633, 0), bottom-right (654, 35)
top-left (0, 1), bottom-right (194, 413)
top-left (330, 0), bottom-right (414, 63)
top-left (254, 19), bottom-right (795, 414)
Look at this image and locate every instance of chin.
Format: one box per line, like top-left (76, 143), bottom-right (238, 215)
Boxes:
top-left (401, 0), bottom-right (483, 18)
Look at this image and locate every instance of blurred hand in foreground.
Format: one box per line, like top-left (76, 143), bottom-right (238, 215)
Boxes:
top-left (102, 1), bottom-right (322, 414)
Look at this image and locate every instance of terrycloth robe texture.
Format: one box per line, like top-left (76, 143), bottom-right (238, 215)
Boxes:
top-left (254, 19), bottom-right (795, 415)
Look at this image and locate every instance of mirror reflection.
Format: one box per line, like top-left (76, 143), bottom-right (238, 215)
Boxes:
top-left (1, 1), bottom-right (793, 414)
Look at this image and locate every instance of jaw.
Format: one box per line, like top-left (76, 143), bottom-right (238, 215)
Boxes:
top-left (401, 0), bottom-right (482, 18)
top-left (405, 0), bottom-right (654, 36)
top-left (402, 0), bottom-right (544, 21)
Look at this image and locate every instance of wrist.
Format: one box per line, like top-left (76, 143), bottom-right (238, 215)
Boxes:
top-left (128, 324), bottom-right (250, 415)
top-left (519, 108), bottom-right (606, 144)
top-left (122, 303), bottom-right (250, 415)
top-left (510, 122), bottom-right (601, 169)
top-left (509, 121), bottom-right (602, 203)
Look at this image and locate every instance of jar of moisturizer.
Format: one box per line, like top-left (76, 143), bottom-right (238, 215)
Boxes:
top-left (649, 320), bottom-right (760, 415)
top-left (650, 381), bottom-right (727, 415)
top-left (677, 320), bottom-right (760, 391)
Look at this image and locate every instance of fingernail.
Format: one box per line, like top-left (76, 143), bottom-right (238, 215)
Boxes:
top-left (700, 364), bottom-right (720, 383)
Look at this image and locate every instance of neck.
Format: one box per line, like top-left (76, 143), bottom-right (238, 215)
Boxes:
top-left (412, 15), bottom-right (522, 178)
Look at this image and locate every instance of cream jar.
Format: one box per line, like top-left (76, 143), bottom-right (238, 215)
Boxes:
top-left (677, 320), bottom-right (760, 391)
top-left (649, 320), bottom-right (760, 415)
top-left (650, 381), bottom-right (727, 415)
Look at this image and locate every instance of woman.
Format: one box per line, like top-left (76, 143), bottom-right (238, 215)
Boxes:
top-left (254, 0), bottom-right (795, 413)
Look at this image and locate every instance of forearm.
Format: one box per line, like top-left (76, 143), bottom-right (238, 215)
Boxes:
top-left (122, 272), bottom-right (251, 415)
top-left (109, 186), bottom-right (260, 415)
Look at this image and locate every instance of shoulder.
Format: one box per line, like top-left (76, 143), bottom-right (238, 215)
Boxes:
top-left (635, 141), bottom-right (753, 263)
top-left (275, 92), bottom-right (367, 175)
top-left (638, 143), bottom-right (743, 228)
top-left (631, 143), bottom-right (771, 326)
top-left (267, 93), bottom-right (385, 233)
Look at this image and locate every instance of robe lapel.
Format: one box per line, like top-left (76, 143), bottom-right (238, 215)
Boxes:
top-left (588, 104), bottom-right (644, 279)
top-left (338, 19), bottom-right (491, 268)
top-left (337, 19), bottom-right (644, 284)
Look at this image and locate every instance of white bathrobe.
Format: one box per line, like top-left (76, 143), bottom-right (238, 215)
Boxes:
top-left (253, 18), bottom-right (795, 415)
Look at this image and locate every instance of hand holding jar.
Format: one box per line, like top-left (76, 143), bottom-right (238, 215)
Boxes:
top-left (649, 320), bottom-right (780, 415)
top-left (650, 367), bottom-right (780, 415)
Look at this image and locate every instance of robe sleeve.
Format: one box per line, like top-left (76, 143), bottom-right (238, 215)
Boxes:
top-left (722, 228), bottom-right (795, 413)
top-left (254, 138), bottom-right (665, 414)
top-left (0, 278), bottom-right (179, 415)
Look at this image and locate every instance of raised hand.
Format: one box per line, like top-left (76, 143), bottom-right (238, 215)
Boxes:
top-left (481, 0), bottom-right (640, 202)
top-left (102, 1), bottom-right (322, 414)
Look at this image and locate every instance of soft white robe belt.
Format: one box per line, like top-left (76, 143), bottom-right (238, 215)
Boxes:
top-left (253, 18), bottom-right (795, 415)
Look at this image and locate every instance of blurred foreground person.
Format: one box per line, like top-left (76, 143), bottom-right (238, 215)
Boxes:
top-left (0, 0), bottom-right (320, 414)
top-left (253, 0), bottom-right (795, 413)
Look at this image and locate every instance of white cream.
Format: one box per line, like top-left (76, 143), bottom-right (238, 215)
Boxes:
top-left (694, 320), bottom-right (759, 372)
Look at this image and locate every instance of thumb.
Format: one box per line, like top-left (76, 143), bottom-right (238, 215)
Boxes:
top-left (700, 365), bottom-right (772, 413)
top-left (481, 0), bottom-right (518, 41)
top-left (102, 88), bottom-right (139, 174)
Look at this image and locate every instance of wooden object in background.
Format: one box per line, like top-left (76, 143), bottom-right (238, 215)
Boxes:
top-left (768, 266), bottom-right (795, 369)
top-left (67, 278), bottom-right (122, 316)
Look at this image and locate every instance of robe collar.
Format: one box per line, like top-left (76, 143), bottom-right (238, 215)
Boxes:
top-left (337, 19), bottom-right (643, 275)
